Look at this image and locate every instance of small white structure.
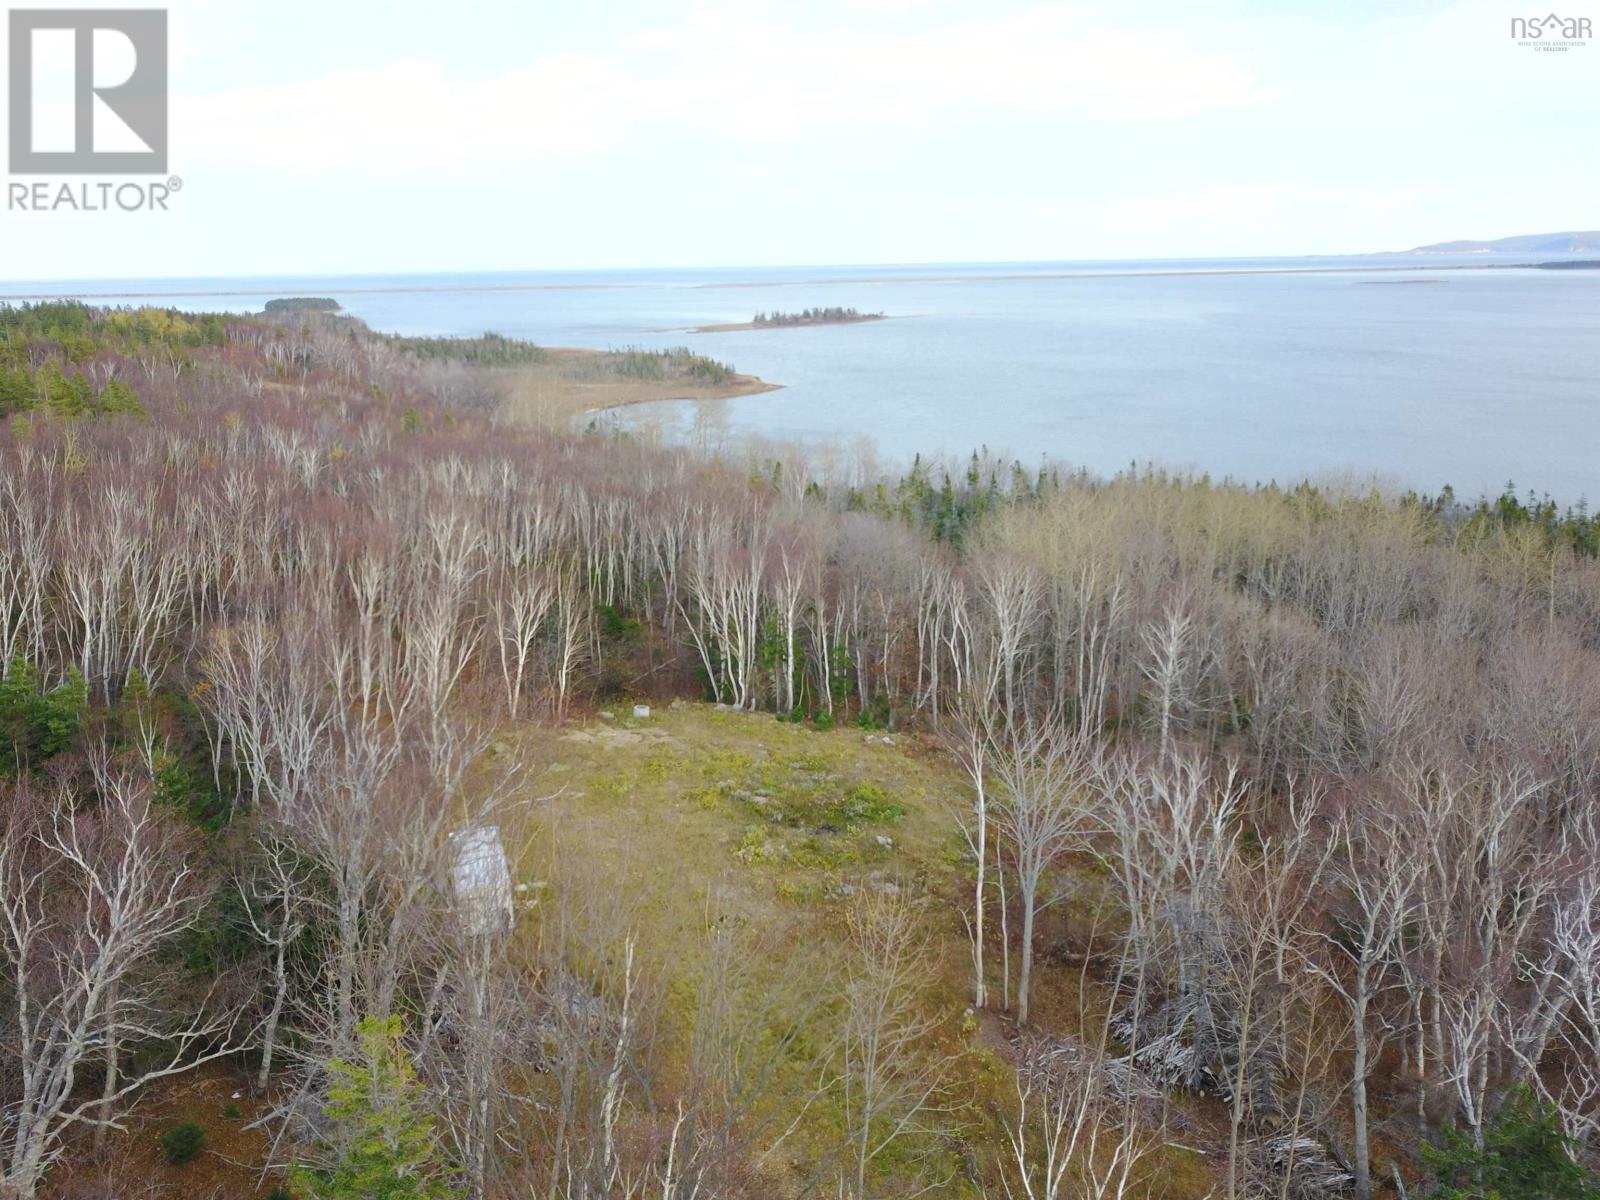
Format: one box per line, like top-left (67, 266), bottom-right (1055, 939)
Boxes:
top-left (633, 704), bottom-right (651, 719)
top-left (449, 825), bottom-right (514, 938)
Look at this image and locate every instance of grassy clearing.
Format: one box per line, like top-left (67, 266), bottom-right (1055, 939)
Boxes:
top-left (506, 701), bottom-right (962, 939)
top-left (498, 704), bottom-right (1222, 1198)
top-left (503, 704), bottom-right (981, 1192)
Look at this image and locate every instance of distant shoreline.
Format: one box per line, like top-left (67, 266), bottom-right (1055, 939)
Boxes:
top-left (4, 259), bottom-right (1595, 304)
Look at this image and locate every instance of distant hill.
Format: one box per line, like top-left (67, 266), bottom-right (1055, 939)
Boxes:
top-left (1407, 231), bottom-right (1600, 254)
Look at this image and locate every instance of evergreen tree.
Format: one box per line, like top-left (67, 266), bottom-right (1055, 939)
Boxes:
top-left (1423, 1088), bottom-right (1600, 1200)
top-left (36, 362), bottom-right (94, 416)
top-left (97, 378), bottom-right (146, 418)
top-left (0, 365), bottom-right (31, 415)
top-left (294, 1016), bottom-right (461, 1200)
top-left (0, 660), bottom-right (88, 775)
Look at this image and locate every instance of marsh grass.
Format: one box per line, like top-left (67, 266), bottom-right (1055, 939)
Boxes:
top-left (499, 347), bottom-right (777, 429)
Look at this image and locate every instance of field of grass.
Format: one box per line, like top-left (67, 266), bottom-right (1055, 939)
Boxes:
top-left (494, 704), bottom-right (1220, 1199)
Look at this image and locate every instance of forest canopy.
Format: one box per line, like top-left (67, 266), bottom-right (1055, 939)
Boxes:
top-left (2, 299), bottom-right (1599, 1200)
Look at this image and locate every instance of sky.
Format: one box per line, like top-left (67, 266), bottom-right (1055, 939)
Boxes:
top-left (0, 0), bottom-right (1596, 279)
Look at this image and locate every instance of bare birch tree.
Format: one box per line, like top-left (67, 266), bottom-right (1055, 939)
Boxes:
top-left (840, 888), bottom-right (954, 1199)
top-left (991, 716), bottom-right (1093, 1025)
top-left (0, 774), bottom-right (247, 1198)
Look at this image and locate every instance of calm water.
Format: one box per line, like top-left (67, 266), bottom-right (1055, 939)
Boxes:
top-left (8, 256), bottom-right (1600, 503)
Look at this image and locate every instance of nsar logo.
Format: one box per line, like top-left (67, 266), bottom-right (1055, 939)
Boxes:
top-left (1510, 12), bottom-right (1591, 50)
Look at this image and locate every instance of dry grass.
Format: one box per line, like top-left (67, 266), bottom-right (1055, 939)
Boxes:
top-left (496, 703), bottom-right (1224, 1199)
top-left (45, 1063), bottom-right (283, 1200)
top-left (499, 348), bottom-right (779, 429)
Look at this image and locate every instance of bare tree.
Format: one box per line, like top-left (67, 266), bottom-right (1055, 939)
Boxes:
top-left (1098, 750), bottom-right (1247, 1097)
top-left (0, 462), bottom-right (53, 675)
top-left (946, 695), bottom-right (1002, 1011)
top-left (1000, 1037), bottom-right (1154, 1200)
top-left (491, 565), bottom-right (554, 720)
top-left (680, 511), bottom-right (768, 711)
top-left (236, 830), bottom-right (320, 1092)
top-left (1053, 565), bottom-right (1128, 739)
top-left (840, 888), bottom-right (954, 1199)
top-left (1139, 593), bottom-right (1212, 755)
top-left (768, 525), bottom-right (819, 715)
top-left (0, 774), bottom-right (246, 1198)
top-left (550, 564), bottom-right (591, 719)
top-left (972, 545), bottom-right (1046, 719)
top-left (1540, 829), bottom-right (1600, 1157)
top-left (1312, 798), bottom-right (1425, 1200)
top-left (991, 715), bottom-right (1093, 1025)
top-left (1213, 784), bottom-right (1331, 1200)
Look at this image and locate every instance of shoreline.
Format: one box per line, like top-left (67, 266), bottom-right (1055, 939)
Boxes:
top-left (688, 314), bottom-right (890, 334)
top-left (501, 346), bottom-right (782, 425)
top-left (2, 260), bottom-right (1586, 305)
top-left (578, 378), bottom-right (783, 419)
top-left (570, 372), bottom-right (783, 410)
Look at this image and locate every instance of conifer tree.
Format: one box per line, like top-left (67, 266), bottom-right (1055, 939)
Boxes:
top-left (294, 1017), bottom-right (461, 1200)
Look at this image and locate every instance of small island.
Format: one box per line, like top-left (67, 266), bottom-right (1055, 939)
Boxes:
top-left (693, 306), bottom-right (886, 333)
top-left (262, 296), bottom-right (342, 314)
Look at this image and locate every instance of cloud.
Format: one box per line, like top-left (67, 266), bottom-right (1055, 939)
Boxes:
top-left (172, 5), bottom-right (1264, 175)
top-left (1013, 182), bottom-right (1437, 257)
top-left (168, 56), bottom-right (643, 173)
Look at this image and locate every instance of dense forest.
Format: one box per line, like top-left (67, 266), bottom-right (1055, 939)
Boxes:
top-left (2, 301), bottom-right (1600, 1200)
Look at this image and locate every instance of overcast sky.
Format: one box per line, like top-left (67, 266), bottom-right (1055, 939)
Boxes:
top-left (2, 0), bottom-right (1596, 279)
